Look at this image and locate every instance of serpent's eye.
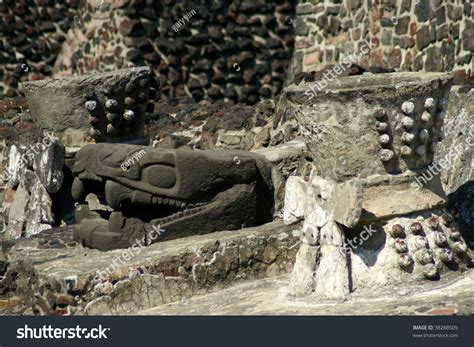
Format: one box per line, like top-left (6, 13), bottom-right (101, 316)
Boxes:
top-left (143, 165), bottom-right (176, 188)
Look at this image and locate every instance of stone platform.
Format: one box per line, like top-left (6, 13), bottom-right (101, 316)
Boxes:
top-left (140, 269), bottom-right (474, 316)
top-left (0, 221), bottom-right (299, 315)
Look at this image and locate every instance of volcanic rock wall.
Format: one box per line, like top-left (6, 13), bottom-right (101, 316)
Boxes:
top-left (1, 0), bottom-right (297, 104)
top-left (292, 0), bottom-right (473, 82)
top-left (0, 0), bottom-right (83, 98)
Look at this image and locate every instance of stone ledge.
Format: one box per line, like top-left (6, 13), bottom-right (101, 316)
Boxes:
top-left (1, 221), bottom-right (300, 315)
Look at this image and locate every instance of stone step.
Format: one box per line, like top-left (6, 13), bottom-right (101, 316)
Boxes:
top-left (138, 270), bottom-right (474, 315)
top-left (2, 221), bottom-right (299, 315)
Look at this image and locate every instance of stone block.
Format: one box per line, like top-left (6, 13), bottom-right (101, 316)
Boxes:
top-left (22, 67), bottom-right (154, 148)
top-left (283, 176), bottom-right (307, 225)
top-left (288, 243), bottom-right (318, 297)
top-left (332, 179), bottom-right (363, 228)
top-left (314, 243), bottom-right (349, 300)
top-left (284, 72), bottom-right (453, 181)
top-left (417, 25), bottom-right (431, 50)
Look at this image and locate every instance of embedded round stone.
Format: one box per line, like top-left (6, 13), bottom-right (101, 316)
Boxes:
top-left (379, 149), bottom-right (394, 162)
top-left (436, 248), bottom-right (453, 263)
top-left (400, 145), bottom-right (412, 157)
top-left (106, 113), bottom-right (118, 121)
top-left (433, 232), bottom-right (447, 246)
top-left (415, 249), bottom-right (433, 265)
top-left (124, 97), bottom-right (135, 107)
top-left (414, 235), bottom-right (429, 250)
top-left (124, 110), bottom-right (135, 120)
top-left (401, 101), bottom-right (415, 115)
top-left (398, 253), bottom-right (413, 270)
top-left (374, 109), bottom-right (387, 120)
top-left (438, 97), bottom-right (447, 110)
top-left (85, 100), bottom-right (97, 111)
top-left (426, 216), bottom-right (439, 229)
top-left (89, 116), bottom-right (100, 124)
top-left (418, 128), bottom-right (430, 143)
top-left (137, 91), bottom-right (148, 103)
top-left (402, 116), bottom-right (414, 129)
top-left (106, 124), bottom-right (115, 134)
top-left (125, 82), bottom-right (135, 93)
top-left (441, 212), bottom-right (453, 225)
top-left (415, 145), bottom-right (426, 155)
top-left (394, 239), bottom-right (408, 253)
top-left (89, 128), bottom-right (101, 137)
top-left (390, 224), bottom-right (404, 238)
top-left (105, 99), bottom-right (118, 110)
top-left (420, 111), bottom-right (432, 123)
top-left (379, 134), bottom-right (390, 144)
top-left (423, 263), bottom-right (438, 279)
top-left (139, 78), bottom-right (149, 87)
top-left (401, 132), bottom-right (415, 144)
top-left (449, 228), bottom-right (461, 240)
top-left (375, 122), bottom-right (388, 132)
top-left (424, 97), bottom-right (435, 109)
top-left (452, 241), bottom-right (467, 254)
top-left (409, 221), bottom-right (423, 234)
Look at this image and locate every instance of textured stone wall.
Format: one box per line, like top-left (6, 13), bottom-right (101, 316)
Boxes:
top-left (0, 0), bottom-right (83, 98)
top-left (1, 0), bottom-right (297, 104)
top-left (292, 0), bottom-right (473, 82)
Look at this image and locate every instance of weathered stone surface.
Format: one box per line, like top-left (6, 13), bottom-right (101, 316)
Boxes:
top-left (23, 67), bottom-right (154, 146)
top-left (5, 144), bottom-right (27, 188)
top-left (416, 25), bottom-right (432, 50)
top-left (287, 243), bottom-right (318, 297)
top-left (332, 179), bottom-right (363, 228)
top-left (5, 181), bottom-right (29, 240)
top-left (25, 177), bottom-right (54, 238)
top-left (415, 0), bottom-right (435, 22)
top-left (351, 209), bottom-right (469, 290)
top-left (283, 176), bottom-right (307, 225)
top-left (360, 175), bottom-right (446, 220)
top-left (138, 271), bottom-right (474, 315)
top-left (314, 243), bottom-right (349, 301)
top-left (435, 86), bottom-right (474, 194)
top-left (0, 221), bottom-right (298, 315)
top-left (33, 141), bottom-right (65, 194)
top-left (284, 72), bottom-right (453, 181)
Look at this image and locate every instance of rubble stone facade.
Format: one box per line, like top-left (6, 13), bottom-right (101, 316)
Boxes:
top-left (292, 0), bottom-right (473, 83)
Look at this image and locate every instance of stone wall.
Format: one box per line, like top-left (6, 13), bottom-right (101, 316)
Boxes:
top-left (1, 0), bottom-right (297, 104)
top-left (292, 0), bottom-right (473, 82)
top-left (0, 0), bottom-right (83, 98)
